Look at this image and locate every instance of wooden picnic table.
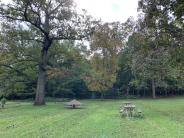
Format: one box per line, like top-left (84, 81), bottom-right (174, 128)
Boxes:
top-left (65, 99), bottom-right (82, 109)
top-left (120, 102), bottom-right (136, 117)
top-left (123, 105), bottom-right (136, 117)
top-left (120, 102), bottom-right (132, 109)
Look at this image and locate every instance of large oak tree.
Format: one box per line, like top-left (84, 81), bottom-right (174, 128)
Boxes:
top-left (0, 0), bottom-right (93, 105)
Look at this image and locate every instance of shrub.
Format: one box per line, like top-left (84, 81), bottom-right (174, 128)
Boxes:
top-left (1, 97), bottom-right (7, 108)
top-left (126, 95), bottom-right (137, 99)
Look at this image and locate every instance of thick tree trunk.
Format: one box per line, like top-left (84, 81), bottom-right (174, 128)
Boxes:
top-left (34, 49), bottom-right (47, 105)
top-left (152, 79), bottom-right (156, 99)
top-left (34, 39), bottom-right (52, 105)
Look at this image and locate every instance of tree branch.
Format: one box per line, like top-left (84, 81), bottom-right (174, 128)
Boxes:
top-left (23, 2), bottom-right (47, 36)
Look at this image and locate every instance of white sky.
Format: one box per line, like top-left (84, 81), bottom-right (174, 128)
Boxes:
top-left (1, 0), bottom-right (139, 23)
top-left (75, 0), bottom-right (139, 22)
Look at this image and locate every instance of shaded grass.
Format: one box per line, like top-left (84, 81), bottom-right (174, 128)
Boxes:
top-left (0, 98), bottom-right (184, 138)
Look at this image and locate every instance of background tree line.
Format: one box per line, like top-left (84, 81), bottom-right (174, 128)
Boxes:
top-left (0, 0), bottom-right (183, 102)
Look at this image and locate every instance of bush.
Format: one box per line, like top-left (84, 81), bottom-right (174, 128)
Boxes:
top-left (45, 97), bottom-right (70, 102)
top-left (126, 95), bottom-right (138, 99)
top-left (1, 97), bottom-right (7, 108)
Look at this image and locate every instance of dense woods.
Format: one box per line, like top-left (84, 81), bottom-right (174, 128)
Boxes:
top-left (0, 0), bottom-right (183, 103)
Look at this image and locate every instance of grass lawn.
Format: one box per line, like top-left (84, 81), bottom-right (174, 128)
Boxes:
top-left (0, 98), bottom-right (184, 138)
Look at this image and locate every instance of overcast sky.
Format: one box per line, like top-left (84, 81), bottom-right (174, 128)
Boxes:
top-left (1, 0), bottom-right (139, 23)
top-left (75, 0), bottom-right (139, 22)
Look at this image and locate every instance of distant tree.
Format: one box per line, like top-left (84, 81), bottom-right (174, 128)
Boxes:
top-left (137, 0), bottom-right (184, 98)
top-left (46, 41), bottom-right (90, 98)
top-left (84, 22), bottom-right (123, 98)
top-left (115, 48), bottom-right (133, 96)
top-left (128, 31), bottom-right (175, 98)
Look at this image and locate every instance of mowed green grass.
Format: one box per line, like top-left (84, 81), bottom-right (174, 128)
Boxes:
top-left (0, 98), bottom-right (184, 138)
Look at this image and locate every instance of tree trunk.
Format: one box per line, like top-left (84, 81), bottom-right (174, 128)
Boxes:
top-left (152, 79), bottom-right (156, 99)
top-left (101, 93), bottom-right (104, 100)
top-left (126, 87), bottom-right (129, 96)
top-left (34, 39), bottom-right (52, 105)
top-left (143, 88), bottom-right (146, 97)
top-left (72, 104), bottom-right (76, 109)
top-left (137, 89), bottom-right (140, 97)
top-left (165, 88), bottom-right (167, 97)
top-left (91, 92), bottom-right (96, 99)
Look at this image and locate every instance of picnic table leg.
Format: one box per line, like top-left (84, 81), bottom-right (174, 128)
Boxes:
top-left (72, 104), bottom-right (76, 109)
top-left (130, 110), bottom-right (132, 117)
top-left (123, 109), bottom-right (129, 118)
top-left (126, 109), bottom-right (130, 118)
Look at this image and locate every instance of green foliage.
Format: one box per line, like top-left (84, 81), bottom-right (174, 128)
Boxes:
top-left (0, 0), bottom-right (94, 104)
top-left (115, 48), bottom-right (133, 95)
top-left (171, 0), bottom-right (184, 22)
top-left (84, 22), bottom-right (124, 96)
top-left (117, 0), bottom-right (184, 98)
top-left (85, 54), bottom-right (117, 92)
top-left (0, 38), bottom-right (91, 99)
top-left (0, 0), bottom-right (183, 100)
top-left (46, 41), bottom-right (90, 98)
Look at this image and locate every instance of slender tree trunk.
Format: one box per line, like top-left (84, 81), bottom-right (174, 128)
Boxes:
top-left (143, 88), bottom-right (146, 97)
top-left (126, 87), bottom-right (129, 96)
top-left (34, 38), bottom-right (52, 105)
top-left (137, 89), bottom-right (140, 97)
top-left (165, 88), bottom-right (167, 97)
top-left (101, 93), bottom-right (104, 100)
top-left (152, 79), bottom-right (156, 99)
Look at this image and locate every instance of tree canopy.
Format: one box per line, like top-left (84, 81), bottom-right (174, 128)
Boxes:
top-left (0, 0), bottom-right (183, 101)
